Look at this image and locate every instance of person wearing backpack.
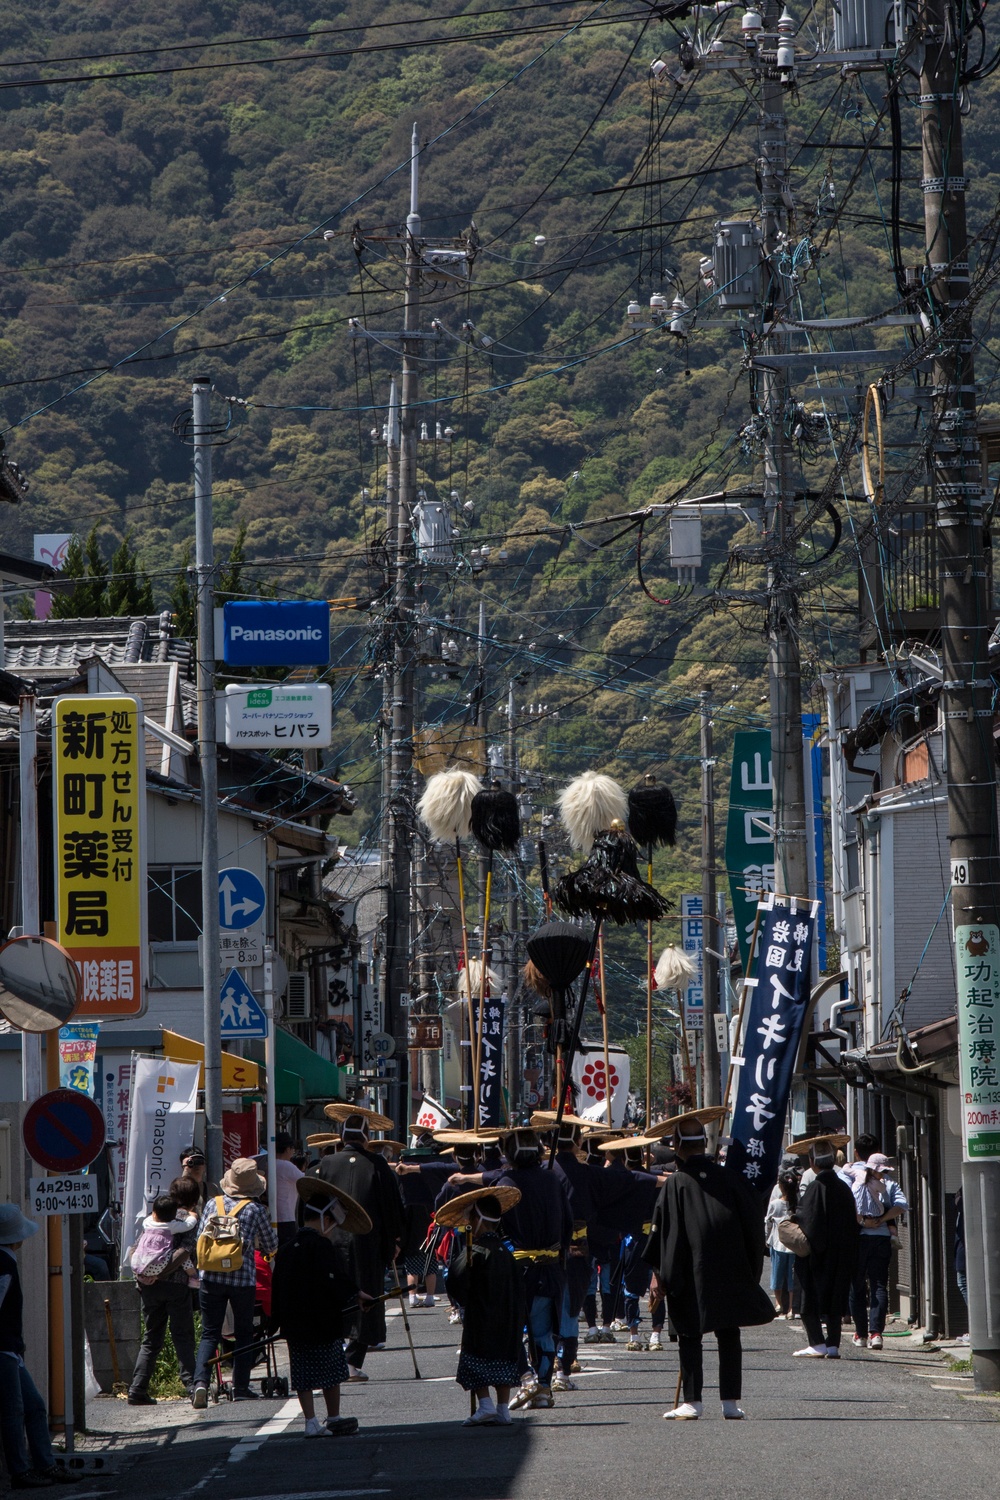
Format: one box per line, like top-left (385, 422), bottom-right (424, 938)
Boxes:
top-left (127, 1187), bottom-right (200, 1405)
top-left (190, 1158), bottom-right (276, 1408)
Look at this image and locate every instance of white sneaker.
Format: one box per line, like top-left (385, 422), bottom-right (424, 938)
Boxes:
top-left (409, 1293), bottom-right (419, 1308)
top-left (303, 1417), bottom-right (327, 1438)
top-left (721, 1400), bottom-right (745, 1420)
top-left (852, 1334), bottom-right (865, 1348)
top-left (463, 1406), bottom-right (498, 1426)
top-left (648, 1332), bottom-right (662, 1351)
top-left (792, 1345), bottom-right (828, 1358)
top-left (663, 1401), bottom-right (702, 1420)
top-left (423, 1295), bottom-right (435, 1308)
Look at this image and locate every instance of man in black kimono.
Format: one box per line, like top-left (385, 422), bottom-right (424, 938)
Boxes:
top-left (792, 1138), bottom-right (860, 1358)
top-left (642, 1111), bottom-right (774, 1420)
top-left (315, 1106), bottom-right (404, 1381)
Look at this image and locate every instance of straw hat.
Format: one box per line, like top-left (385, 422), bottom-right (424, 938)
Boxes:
top-left (598, 1134), bottom-right (659, 1152)
top-left (784, 1133), bottom-right (849, 1157)
top-left (433, 1128), bottom-right (504, 1144)
top-left (367, 1139), bottom-right (405, 1156)
top-left (220, 1156), bottom-right (267, 1199)
top-left (530, 1111), bottom-right (593, 1132)
top-left (644, 1106), bottom-right (728, 1141)
top-left (296, 1174), bottom-right (372, 1235)
top-left (306, 1133), bottom-right (341, 1149)
top-left (434, 1184), bottom-right (522, 1230)
top-left (324, 1102), bottom-right (394, 1130)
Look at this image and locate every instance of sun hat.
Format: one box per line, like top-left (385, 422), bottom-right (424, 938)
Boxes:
top-left (644, 1106), bottom-right (728, 1141)
top-left (296, 1175), bottom-right (372, 1235)
top-left (864, 1153), bottom-right (895, 1174)
top-left (434, 1184), bottom-right (522, 1229)
top-left (0, 1203), bottom-right (39, 1246)
top-left (324, 1102), bottom-right (394, 1131)
top-left (220, 1156), bottom-right (267, 1198)
top-left (784, 1133), bottom-right (849, 1157)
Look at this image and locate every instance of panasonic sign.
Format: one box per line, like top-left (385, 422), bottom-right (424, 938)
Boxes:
top-left (222, 600), bottom-right (331, 666)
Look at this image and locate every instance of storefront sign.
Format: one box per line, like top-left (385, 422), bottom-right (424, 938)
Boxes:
top-left (956, 923), bottom-right (1000, 1161)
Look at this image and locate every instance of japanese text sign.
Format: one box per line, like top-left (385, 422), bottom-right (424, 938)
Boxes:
top-left (724, 730), bottom-right (775, 972)
top-left (956, 923), bottom-right (1000, 1161)
top-left (54, 696), bottom-right (145, 1016)
top-left (474, 988), bottom-right (508, 1128)
top-left (680, 894), bottom-right (704, 1031)
top-left (726, 896), bottom-right (816, 1193)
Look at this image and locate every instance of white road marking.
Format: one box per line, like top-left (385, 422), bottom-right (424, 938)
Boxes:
top-left (234, 1493), bottom-right (390, 1498)
top-left (228, 1397), bottom-right (300, 1462)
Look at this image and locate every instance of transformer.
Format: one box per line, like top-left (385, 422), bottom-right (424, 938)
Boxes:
top-left (832, 0), bottom-right (895, 51)
top-left (713, 220), bottom-right (762, 309)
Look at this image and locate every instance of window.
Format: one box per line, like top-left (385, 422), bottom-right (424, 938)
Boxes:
top-left (844, 840), bottom-right (861, 893)
top-left (148, 865), bottom-right (202, 942)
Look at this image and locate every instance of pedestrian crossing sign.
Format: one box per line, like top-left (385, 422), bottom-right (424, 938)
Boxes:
top-left (219, 968), bottom-right (268, 1038)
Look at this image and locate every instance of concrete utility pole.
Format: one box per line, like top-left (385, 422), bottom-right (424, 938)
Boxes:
top-left (700, 691), bottom-right (720, 1107)
top-left (384, 128), bottom-right (422, 1135)
top-left (759, 6), bottom-right (809, 902)
top-left (505, 680), bottom-right (521, 1119)
top-left (918, 0), bottom-right (1000, 1391)
top-left (193, 374), bottom-right (223, 1186)
top-left (19, 692), bottom-right (42, 1103)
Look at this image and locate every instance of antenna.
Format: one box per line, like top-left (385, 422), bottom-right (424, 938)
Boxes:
top-left (407, 122), bottom-right (420, 236)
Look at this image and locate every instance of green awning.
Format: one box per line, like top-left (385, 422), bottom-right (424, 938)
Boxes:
top-left (274, 1028), bottom-right (343, 1106)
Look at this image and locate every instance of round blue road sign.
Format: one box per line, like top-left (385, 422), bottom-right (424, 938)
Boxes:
top-left (218, 867), bottom-right (266, 931)
top-left (23, 1088), bottom-right (106, 1173)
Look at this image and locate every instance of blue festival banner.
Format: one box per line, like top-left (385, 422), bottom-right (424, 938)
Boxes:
top-left (726, 896), bottom-right (818, 1193)
top-left (474, 989), bottom-right (508, 1128)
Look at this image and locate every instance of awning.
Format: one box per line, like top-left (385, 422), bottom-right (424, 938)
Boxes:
top-left (162, 1029), bottom-right (261, 1092)
top-left (275, 1027), bottom-right (343, 1106)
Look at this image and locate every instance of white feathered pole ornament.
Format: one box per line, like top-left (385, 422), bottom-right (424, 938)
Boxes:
top-left (417, 769), bottom-right (482, 1125)
top-left (655, 945), bottom-right (698, 1103)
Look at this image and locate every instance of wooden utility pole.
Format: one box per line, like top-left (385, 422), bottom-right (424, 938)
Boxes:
top-left (920, 0), bottom-right (1000, 1391)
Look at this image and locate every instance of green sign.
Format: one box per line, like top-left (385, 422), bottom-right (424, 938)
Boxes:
top-left (956, 923), bottom-right (1000, 1161)
top-left (724, 730), bottom-right (774, 971)
top-left (247, 689), bottom-right (273, 708)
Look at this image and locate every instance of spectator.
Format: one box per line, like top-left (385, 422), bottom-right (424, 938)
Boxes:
top-left (179, 1147), bottom-right (219, 1208)
top-left (190, 1158), bottom-right (277, 1408)
top-left (792, 1140), bottom-right (859, 1359)
top-left (271, 1134), bottom-right (303, 1248)
top-left (850, 1154), bottom-right (907, 1351)
top-left (0, 1204), bottom-right (82, 1489)
top-left (127, 1181), bottom-right (200, 1405)
top-left (954, 1189), bottom-right (970, 1345)
top-left (765, 1172), bottom-right (799, 1319)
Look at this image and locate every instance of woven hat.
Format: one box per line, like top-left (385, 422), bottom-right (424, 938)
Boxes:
top-left (530, 1110), bottom-right (593, 1132)
top-left (0, 1203), bottom-right (39, 1246)
top-left (644, 1106), bottom-right (728, 1141)
top-left (368, 1139), bottom-right (405, 1156)
top-left (433, 1127), bottom-right (503, 1143)
top-left (597, 1134), bottom-right (658, 1152)
top-left (434, 1184), bottom-right (522, 1229)
top-left (784, 1133), bottom-right (849, 1157)
top-left (306, 1133), bottom-right (341, 1149)
top-left (296, 1174), bottom-right (372, 1235)
top-left (220, 1156), bottom-right (267, 1199)
top-left (324, 1102), bottom-right (394, 1130)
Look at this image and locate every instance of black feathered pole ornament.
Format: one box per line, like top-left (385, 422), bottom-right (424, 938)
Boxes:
top-left (627, 775), bottom-right (676, 1125)
top-left (525, 920), bottom-right (592, 1073)
top-left (469, 783), bottom-right (522, 1123)
top-left (547, 816), bottom-right (671, 1157)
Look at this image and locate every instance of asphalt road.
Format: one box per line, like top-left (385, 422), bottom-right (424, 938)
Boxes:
top-left (78, 1305), bottom-right (1000, 1500)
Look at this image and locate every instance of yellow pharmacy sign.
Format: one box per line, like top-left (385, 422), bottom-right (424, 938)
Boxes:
top-left (53, 696), bottom-right (145, 1017)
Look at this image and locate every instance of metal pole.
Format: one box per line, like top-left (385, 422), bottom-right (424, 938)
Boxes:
top-left (193, 375), bottom-right (223, 1186)
top-left (19, 693), bottom-right (43, 1103)
top-left (760, 9), bottom-right (808, 903)
top-left (700, 691), bottom-right (720, 1109)
top-left (506, 682), bottom-right (520, 1119)
top-left (385, 128), bottom-right (421, 1136)
top-left (918, 0), bottom-right (1000, 1392)
top-left (60, 1213), bottom-right (74, 1454)
top-left (264, 945), bottom-right (277, 1225)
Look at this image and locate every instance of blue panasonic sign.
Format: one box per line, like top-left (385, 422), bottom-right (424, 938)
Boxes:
top-left (222, 600), bottom-right (331, 666)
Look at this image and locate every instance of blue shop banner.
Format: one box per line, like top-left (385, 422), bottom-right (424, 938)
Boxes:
top-left (726, 896), bottom-right (817, 1193)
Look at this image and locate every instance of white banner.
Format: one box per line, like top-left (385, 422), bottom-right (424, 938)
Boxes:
top-left (122, 1055), bottom-right (200, 1259)
top-left (573, 1044), bottom-right (631, 1128)
top-left (411, 1094), bottom-right (455, 1142)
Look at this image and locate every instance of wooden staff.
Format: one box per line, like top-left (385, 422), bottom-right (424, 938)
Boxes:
top-left (455, 837), bottom-right (477, 1129)
top-left (598, 932), bottom-right (613, 1129)
top-left (474, 857), bottom-right (494, 1127)
top-left (646, 845), bottom-right (654, 1125)
top-left (721, 900), bottom-right (765, 1123)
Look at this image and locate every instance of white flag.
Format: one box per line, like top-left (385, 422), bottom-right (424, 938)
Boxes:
top-left (122, 1056), bottom-right (200, 1262)
top-left (572, 1044), bottom-right (631, 1128)
top-left (411, 1094), bottom-right (455, 1142)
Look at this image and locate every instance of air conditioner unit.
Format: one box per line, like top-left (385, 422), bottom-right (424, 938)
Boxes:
top-left (285, 972), bottom-right (311, 1020)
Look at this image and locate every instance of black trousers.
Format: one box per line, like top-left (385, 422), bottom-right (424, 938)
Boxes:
top-left (798, 1259), bottom-right (842, 1349)
top-left (131, 1280), bottom-right (196, 1395)
top-left (345, 1338), bottom-right (368, 1369)
top-left (677, 1327), bottom-right (741, 1403)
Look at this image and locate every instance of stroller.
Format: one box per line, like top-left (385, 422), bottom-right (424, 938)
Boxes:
top-left (208, 1251), bottom-right (289, 1401)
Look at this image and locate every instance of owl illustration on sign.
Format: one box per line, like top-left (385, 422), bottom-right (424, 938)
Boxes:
top-left (966, 930), bottom-right (991, 957)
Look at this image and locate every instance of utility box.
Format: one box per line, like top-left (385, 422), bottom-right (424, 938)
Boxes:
top-left (670, 514), bottom-right (702, 575)
top-left (713, 220), bottom-right (762, 309)
top-left (833, 0), bottom-right (895, 49)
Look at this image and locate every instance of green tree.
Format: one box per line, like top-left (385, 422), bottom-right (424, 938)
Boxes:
top-left (169, 544), bottom-right (195, 640)
top-left (106, 533), bottom-right (154, 616)
top-left (50, 529), bottom-right (105, 618)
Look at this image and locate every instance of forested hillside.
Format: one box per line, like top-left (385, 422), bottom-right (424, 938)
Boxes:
top-left (4, 1), bottom-right (1000, 1026)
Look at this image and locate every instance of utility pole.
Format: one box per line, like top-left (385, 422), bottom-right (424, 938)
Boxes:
top-left (193, 375), bottom-right (223, 1186)
top-left (700, 691), bottom-right (720, 1108)
top-left (919, 0), bottom-right (1000, 1392)
top-left (505, 681), bottom-right (521, 1120)
top-left (384, 128), bottom-right (421, 1135)
top-left (19, 692), bottom-right (42, 1103)
top-left (760, 7), bottom-right (809, 903)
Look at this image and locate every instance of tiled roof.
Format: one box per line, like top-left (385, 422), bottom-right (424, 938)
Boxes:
top-left (4, 613), bottom-right (192, 679)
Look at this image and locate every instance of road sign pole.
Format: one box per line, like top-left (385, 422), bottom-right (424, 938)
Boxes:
top-left (60, 1211), bottom-right (74, 1454)
top-left (193, 375), bottom-right (224, 1186)
top-left (18, 692), bottom-right (43, 1105)
top-left (264, 946), bottom-right (277, 1226)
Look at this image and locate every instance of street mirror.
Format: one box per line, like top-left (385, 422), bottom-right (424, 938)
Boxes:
top-left (0, 935), bottom-right (81, 1032)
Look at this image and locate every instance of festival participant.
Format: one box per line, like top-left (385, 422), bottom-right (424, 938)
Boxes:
top-left (315, 1105), bottom-right (404, 1383)
top-left (546, 1118), bottom-right (601, 1388)
top-left (788, 1137), bottom-right (860, 1359)
top-left (437, 1186), bottom-right (525, 1427)
top-left (642, 1108), bottom-right (774, 1421)
top-left (271, 1176), bottom-right (373, 1437)
top-left (598, 1137), bottom-right (661, 1350)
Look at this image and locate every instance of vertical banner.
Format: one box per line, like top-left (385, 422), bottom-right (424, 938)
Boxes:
top-left (573, 1043), bottom-right (631, 1127)
top-left (53, 696), bottom-right (146, 1017)
top-left (474, 990), bottom-right (508, 1127)
top-left (726, 896), bottom-right (817, 1192)
top-left (98, 1057), bottom-right (134, 1211)
top-left (222, 1110), bottom-right (258, 1167)
top-left (724, 731), bottom-right (775, 972)
top-left (956, 924), bottom-right (1000, 1160)
top-left (59, 1022), bottom-right (100, 1094)
top-left (680, 894), bottom-right (704, 1030)
top-left (122, 1056), bottom-right (200, 1255)
top-left (802, 713), bottom-right (828, 974)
